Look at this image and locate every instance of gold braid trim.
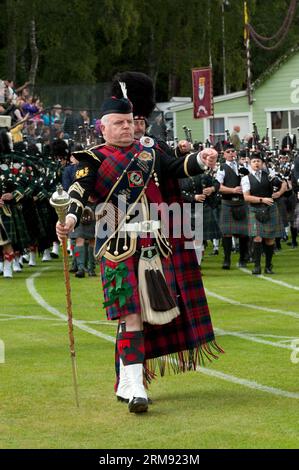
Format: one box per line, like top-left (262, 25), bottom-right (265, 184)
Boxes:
top-left (183, 154), bottom-right (191, 177)
top-left (69, 198), bottom-right (84, 213)
top-left (73, 148), bottom-right (102, 163)
top-left (12, 190), bottom-right (24, 202)
top-left (69, 181), bottom-right (85, 198)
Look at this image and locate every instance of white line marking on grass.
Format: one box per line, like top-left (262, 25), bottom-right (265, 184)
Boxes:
top-left (0, 315), bottom-right (57, 322)
top-left (250, 333), bottom-right (298, 339)
top-left (206, 289), bottom-right (299, 320)
top-left (238, 267), bottom-right (299, 290)
top-left (197, 367), bottom-right (299, 400)
top-left (26, 272), bottom-right (115, 345)
top-left (26, 270), bottom-right (299, 401)
top-left (215, 328), bottom-right (293, 350)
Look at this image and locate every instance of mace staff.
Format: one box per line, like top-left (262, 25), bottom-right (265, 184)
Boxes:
top-left (50, 184), bottom-right (79, 408)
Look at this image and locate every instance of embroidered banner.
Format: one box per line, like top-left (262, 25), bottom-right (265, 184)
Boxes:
top-left (192, 67), bottom-right (213, 119)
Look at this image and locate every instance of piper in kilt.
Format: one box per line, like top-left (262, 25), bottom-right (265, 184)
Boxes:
top-left (179, 172), bottom-right (221, 265)
top-left (241, 151), bottom-right (285, 275)
top-left (216, 144), bottom-right (249, 269)
top-left (56, 93), bottom-right (222, 414)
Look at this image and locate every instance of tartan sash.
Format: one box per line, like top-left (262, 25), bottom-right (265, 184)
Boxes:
top-left (95, 143), bottom-right (155, 258)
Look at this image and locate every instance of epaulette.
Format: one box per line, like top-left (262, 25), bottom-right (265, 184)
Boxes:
top-left (73, 145), bottom-right (105, 165)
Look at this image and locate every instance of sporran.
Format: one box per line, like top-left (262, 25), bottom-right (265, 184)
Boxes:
top-left (138, 246), bottom-right (180, 325)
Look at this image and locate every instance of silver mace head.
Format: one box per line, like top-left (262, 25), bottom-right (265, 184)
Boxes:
top-left (50, 184), bottom-right (71, 224)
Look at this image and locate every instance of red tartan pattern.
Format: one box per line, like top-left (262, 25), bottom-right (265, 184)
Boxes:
top-left (100, 245), bottom-right (178, 320)
top-left (101, 237), bottom-right (216, 361)
top-left (94, 143), bottom-right (139, 199)
top-left (96, 142), bottom-right (221, 366)
top-left (117, 331), bottom-right (145, 365)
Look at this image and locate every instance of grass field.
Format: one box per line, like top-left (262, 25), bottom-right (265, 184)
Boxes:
top-left (0, 243), bottom-right (299, 449)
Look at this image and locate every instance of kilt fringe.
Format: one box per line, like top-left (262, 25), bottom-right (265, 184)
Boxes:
top-left (144, 340), bottom-right (224, 381)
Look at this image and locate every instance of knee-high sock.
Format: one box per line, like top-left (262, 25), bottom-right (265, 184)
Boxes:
top-left (239, 236), bottom-right (248, 262)
top-left (253, 242), bottom-right (262, 267)
top-left (264, 244), bottom-right (274, 268)
top-left (74, 246), bottom-right (85, 271)
top-left (291, 226), bottom-right (297, 246)
top-left (117, 330), bottom-right (145, 366)
top-left (222, 237), bottom-right (232, 262)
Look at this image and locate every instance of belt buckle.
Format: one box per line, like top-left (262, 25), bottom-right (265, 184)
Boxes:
top-left (141, 220), bottom-right (153, 232)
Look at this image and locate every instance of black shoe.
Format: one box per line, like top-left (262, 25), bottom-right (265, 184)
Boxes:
top-left (212, 249), bottom-right (219, 255)
top-left (238, 261), bottom-right (247, 268)
top-left (264, 266), bottom-right (274, 274)
top-left (88, 270), bottom-right (97, 277)
top-left (117, 395), bottom-right (153, 405)
top-left (222, 261), bottom-right (230, 270)
top-left (75, 270), bottom-right (85, 278)
top-left (50, 252), bottom-right (59, 259)
top-left (252, 266), bottom-right (261, 275)
top-left (69, 266), bottom-right (78, 273)
top-left (117, 395), bottom-right (129, 403)
top-left (128, 397), bottom-right (148, 413)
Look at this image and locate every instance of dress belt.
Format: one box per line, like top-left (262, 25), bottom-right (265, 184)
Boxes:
top-left (123, 220), bottom-right (161, 233)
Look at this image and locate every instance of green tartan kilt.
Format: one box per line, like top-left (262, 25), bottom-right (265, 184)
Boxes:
top-left (219, 202), bottom-right (249, 236)
top-left (0, 213), bottom-right (10, 245)
top-left (248, 204), bottom-right (285, 239)
top-left (202, 204), bottom-right (222, 241)
top-left (276, 197), bottom-right (288, 227)
top-left (2, 204), bottom-right (31, 251)
top-left (294, 203), bottom-right (299, 230)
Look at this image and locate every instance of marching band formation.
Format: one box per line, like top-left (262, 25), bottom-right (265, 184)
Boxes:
top-left (1, 111), bottom-right (299, 280)
top-left (179, 123), bottom-right (299, 274)
top-left (2, 70), bottom-right (299, 415)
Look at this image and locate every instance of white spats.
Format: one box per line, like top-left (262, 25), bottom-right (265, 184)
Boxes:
top-left (42, 249), bottom-right (52, 262)
top-left (3, 259), bottom-right (13, 278)
top-left (13, 256), bottom-right (22, 272)
top-left (116, 358), bottom-right (131, 402)
top-left (29, 251), bottom-right (36, 266)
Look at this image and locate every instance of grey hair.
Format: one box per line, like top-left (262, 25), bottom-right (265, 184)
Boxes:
top-left (100, 114), bottom-right (111, 126)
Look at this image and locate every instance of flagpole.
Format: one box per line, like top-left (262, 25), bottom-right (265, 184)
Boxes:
top-left (244, 0), bottom-right (253, 105)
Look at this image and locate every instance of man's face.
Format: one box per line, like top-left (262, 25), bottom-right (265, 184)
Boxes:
top-left (250, 158), bottom-right (263, 171)
top-left (101, 113), bottom-right (134, 147)
top-left (134, 119), bottom-right (146, 140)
top-left (224, 148), bottom-right (236, 161)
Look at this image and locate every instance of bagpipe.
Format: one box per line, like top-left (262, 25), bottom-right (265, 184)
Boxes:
top-left (182, 124), bottom-right (212, 152)
top-left (0, 149), bottom-right (62, 200)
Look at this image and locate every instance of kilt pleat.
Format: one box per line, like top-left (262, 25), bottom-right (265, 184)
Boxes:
top-left (219, 202), bottom-right (249, 236)
top-left (248, 203), bottom-right (285, 238)
top-left (202, 204), bottom-right (222, 241)
top-left (100, 235), bottom-right (222, 371)
top-left (293, 203), bottom-right (299, 230)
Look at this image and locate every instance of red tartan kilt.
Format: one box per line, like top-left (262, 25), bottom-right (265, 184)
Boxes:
top-left (100, 251), bottom-right (178, 320)
top-left (100, 238), bottom-right (216, 360)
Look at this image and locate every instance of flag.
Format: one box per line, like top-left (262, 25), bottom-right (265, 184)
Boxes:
top-left (192, 67), bottom-right (213, 119)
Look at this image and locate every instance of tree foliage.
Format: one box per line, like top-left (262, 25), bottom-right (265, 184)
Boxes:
top-left (0, 0), bottom-right (299, 99)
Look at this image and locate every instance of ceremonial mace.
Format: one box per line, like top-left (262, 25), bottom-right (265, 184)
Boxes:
top-left (50, 184), bottom-right (79, 408)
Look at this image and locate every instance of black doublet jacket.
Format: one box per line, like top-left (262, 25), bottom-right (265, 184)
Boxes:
top-left (67, 141), bottom-right (207, 261)
top-left (67, 142), bottom-right (207, 222)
